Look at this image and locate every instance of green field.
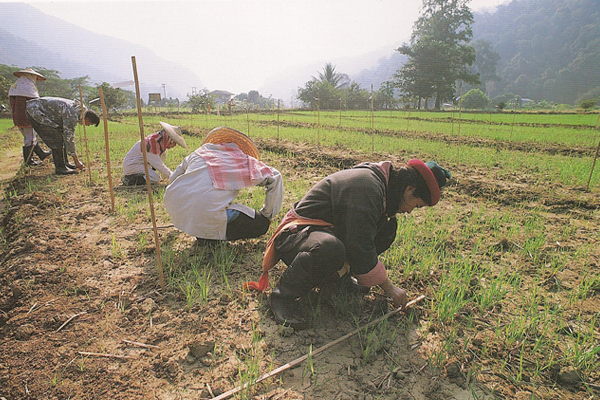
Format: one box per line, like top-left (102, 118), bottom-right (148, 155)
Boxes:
top-left (1, 109), bottom-right (599, 399)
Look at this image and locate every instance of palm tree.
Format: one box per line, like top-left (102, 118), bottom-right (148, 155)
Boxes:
top-left (314, 63), bottom-right (350, 89)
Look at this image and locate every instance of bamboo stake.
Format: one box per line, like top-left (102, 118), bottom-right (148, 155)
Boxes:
top-left (78, 351), bottom-right (135, 360)
top-left (212, 295), bottom-right (426, 400)
top-left (277, 99), bottom-right (280, 142)
top-left (98, 86), bottom-right (115, 212)
top-left (131, 56), bottom-right (165, 289)
top-left (457, 81), bottom-right (463, 164)
top-left (586, 111), bottom-right (600, 191)
top-left (316, 97), bottom-right (320, 150)
top-left (122, 339), bottom-right (161, 349)
top-left (371, 84), bottom-right (375, 153)
top-left (56, 311), bottom-right (86, 332)
top-left (78, 85), bottom-right (93, 183)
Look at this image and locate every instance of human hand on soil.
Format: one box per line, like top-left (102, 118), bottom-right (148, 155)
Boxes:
top-left (379, 278), bottom-right (408, 309)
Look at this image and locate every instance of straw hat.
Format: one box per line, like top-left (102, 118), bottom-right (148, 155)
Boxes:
top-left (159, 121), bottom-right (188, 149)
top-left (203, 127), bottom-right (259, 160)
top-left (13, 68), bottom-right (46, 81)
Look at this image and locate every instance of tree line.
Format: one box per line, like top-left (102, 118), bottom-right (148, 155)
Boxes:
top-left (297, 0), bottom-right (599, 111)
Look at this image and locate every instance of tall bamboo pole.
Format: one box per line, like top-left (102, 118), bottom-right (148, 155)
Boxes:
top-left (371, 84), bottom-right (375, 153)
top-left (586, 111), bottom-right (600, 191)
top-left (98, 86), bottom-right (115, 212)
top-left (246, 100), bottom-right (250, 135)
top-left (78, 85), bottom-right (93, 183)
top-left (276, 99), bottom-right (280, 142)
top-left (131, 56), bottom-right (165, 289)
top-left (316, 97), bottom-right (320, 149)
top-left (457, 81), bottom-right (463, 164)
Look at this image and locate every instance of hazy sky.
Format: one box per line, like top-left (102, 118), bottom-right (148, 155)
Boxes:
top-left (25, 0), bottom-right (508, 95)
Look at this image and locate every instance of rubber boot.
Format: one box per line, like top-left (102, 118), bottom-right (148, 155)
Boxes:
top-left (23, 146), bottom-right (40, 166)
top-left (62, 147), bottom-right (76, 170)
top-left (33, 144), bottom-right (52, 161)
top-left (334, 274), bottom-right (370, 295)
top-left (52, 148), bottom-right (77, 175)
top-left (268, 258), bottom-right (315, 330)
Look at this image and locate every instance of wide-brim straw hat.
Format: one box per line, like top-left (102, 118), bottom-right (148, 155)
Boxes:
top-left (13, 68), bottom-right (46, 81)
top-left (202, 127), bottom-right (259, 160)
top-left (159, 121), bottom-right (188, 149)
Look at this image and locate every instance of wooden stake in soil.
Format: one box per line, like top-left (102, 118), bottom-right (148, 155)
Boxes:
top-left (586, 111), bottom-right (600, 191)
top-left (131, 56), bottom-right (165, 289)
top-left (370, 84), bottom-right (375, 153)
top-left (457, 81), bottom-right (463, 164)
top-left (212, 295), bottom-right (426, 400)
top-left (78, 85), bottom-right (93, 183)
top-left (98, 86), bottom-right (115, 212)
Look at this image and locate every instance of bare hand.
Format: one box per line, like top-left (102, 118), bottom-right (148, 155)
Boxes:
top-left (390, 287), bottom-right (408, 309)
top-left (379, 278), bottom-right (408, 309)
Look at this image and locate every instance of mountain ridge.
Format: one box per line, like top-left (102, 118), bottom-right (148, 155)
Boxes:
top-left (0, 2), bottom-right (204, 100)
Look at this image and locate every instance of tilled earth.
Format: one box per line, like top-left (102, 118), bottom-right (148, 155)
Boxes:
top-left (1, 135), bottom-right (599, 400)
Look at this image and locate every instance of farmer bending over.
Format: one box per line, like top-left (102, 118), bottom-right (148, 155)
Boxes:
top-left (26, 97), bottom-right (100, 175)
top-left (121, 121), bottom-right (187, 185)
top-left (246, 158), bottom-right (451, 329)
top-left (163, 127), bottom-right (283, 245)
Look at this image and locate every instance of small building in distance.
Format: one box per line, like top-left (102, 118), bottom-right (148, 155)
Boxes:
top-left (210, 90), bottom-right (235, 106)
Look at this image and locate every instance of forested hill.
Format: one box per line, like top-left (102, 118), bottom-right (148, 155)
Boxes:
top-left (472, 0), bottom-right (600, 104)
top-left (0, 2), bottom-right (203, 100)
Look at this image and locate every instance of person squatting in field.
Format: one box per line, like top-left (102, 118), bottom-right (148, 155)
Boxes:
top-left (8, 68), bottom-right (52, 166)
top-left (245, 158), bottom-right (451, 330)
top-left (121, 121), bottom-right (187, 186)
top-left (25, 96), bottom-right (100, 175)
top-left (163, 127), bottom-right (283, 245)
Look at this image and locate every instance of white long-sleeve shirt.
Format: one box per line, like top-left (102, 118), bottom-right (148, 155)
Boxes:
top-left (163, 150), bottom-right (283, 239)
top-left (121, 140), bottom-right (172, 183)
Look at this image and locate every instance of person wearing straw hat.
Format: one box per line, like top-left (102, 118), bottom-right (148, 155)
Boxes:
top-left (121, 121), bottom-right (187, 185)
top-left (163, 126), bottom-right (284, 245)
top-left (25, 96), bottom-right (100, 175)
top-left (8, 68), bottom-right (52, 166)
top-left (244, 159), bottom-right (451, 330)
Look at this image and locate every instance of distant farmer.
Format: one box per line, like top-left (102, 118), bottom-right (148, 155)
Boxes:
top-left (25, 96), bottom-right (100, 175)
top-left (121, 121), bottom-right (187, 186)
top-left (246, 159), bottom-right (451, 329)
top-left (163, 127), bottom-right (283, 245)
top-left (8, 68), bottom-right (52, 166)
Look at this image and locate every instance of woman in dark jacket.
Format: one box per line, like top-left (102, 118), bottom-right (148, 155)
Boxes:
top-left (247, 159), bottom-right (451, 329)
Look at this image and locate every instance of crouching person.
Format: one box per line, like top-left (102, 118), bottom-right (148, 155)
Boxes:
top-left (246, 159), bottom-right (451, 330)
top-left (121, 121), bottom-right (187, 186)
top-left (163, 127), bottom-right (283, 245)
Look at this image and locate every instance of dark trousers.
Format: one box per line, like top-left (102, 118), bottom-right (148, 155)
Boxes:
top-left (26, 119), bottom-right (64, 151)
top-left (226, 211), bottom-right (270, 241)
top-left (276, 228), bottom-right (346, 288)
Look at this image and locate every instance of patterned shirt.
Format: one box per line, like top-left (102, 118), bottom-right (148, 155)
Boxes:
top-left (26, 97), bottom-right (82, 155)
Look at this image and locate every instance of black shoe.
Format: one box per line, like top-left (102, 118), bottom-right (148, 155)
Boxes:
top-left (52, 149), bottom-right (78, 175)
top-left (33, 144), bottom-right (52, 161)
top-left (23, 146), bottom-right (40, 166)
top-left (336, 274), bottom-right (370, 295)
top-left (62, 147), bottom-right (76, 169)
top-left (269, 288), bottom-right (306, 330)
top-left (55, 166), bottom-right (78, 175)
